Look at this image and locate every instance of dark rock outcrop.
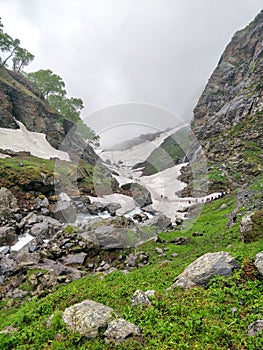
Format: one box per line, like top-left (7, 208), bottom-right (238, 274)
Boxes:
top-left (191, 10), bottom-right (263, 188)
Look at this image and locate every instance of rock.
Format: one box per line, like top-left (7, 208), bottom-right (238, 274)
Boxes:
top-left (146, 214), bottom-right (172, 230)
top-left (170, 236), bottom-right (190, 245)
top-left (171, 253), bottom-right (178, 258)
top-left (104, 203), bottom-right (121, 216)
top-left (169, 251), bottom-right (239, 289)
top-left (94, 226), bottom-right (126, 249)
top-left (175, 218), bottom-right (183, 225)
top-left (104, 318), bottom-right (141, 343)
top-left (192, 232), bottom-right (203, 237)
top-left (50, 193), bottom-right (76, 223)
top-left (247, 320), bottom-right (263, 336)
top-left (30, 216), bottom-right (62, 237)
top-left (241, 211), bottom-right (263, 243)
top-left (155, 247), bottom-right (163, 255)
top-left (144, 290), bottom-right (156, 297)
top-left (62, 299), bottom-right (115, 338)
top-left (133, 212), bottom-right (148, 223)
top-left (0, 188), bottom-right (17, 216)
top-left (240, 213), bottom-right (254, 242)
top-left (131, 290), bottom-right (151, 307)
top-left (125, 251), bottom-right (148, 268)
top-left (35, 196), bottom-right (49, 209)
top-left (0, 225), bottom-right (18, 246)
top-left (61, 252), bottom-right (87, 267)
top-left (254, 251), bottom-right (263, 276)
top-left (0, 256), bottom-right (17, 275)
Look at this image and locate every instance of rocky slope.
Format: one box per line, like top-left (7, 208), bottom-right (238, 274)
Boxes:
top-left (0, 67), bottom-right (118, 201)
top-left (191, 10), bottom-right (263, 185)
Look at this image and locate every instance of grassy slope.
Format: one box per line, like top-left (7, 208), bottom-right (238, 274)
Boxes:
top-left (134, 127), bottom-right (190, 176)
top-left (0, 191), bottom-right (262, 349)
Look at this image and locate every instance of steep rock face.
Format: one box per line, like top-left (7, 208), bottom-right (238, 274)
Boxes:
top-left (0, 67), bottom-right (98, 166)
top-left (191, 10), bottom-right (263, 184)
top-left (193, 10), bottom-right (263, 136)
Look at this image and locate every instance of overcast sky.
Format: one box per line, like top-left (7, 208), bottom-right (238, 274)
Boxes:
top-left (0, 0), bottom-right (262, 146)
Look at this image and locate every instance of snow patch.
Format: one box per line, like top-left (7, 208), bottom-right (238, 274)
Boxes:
top-left (0, 121), bottom-right (70, 161)
top-left (10, 233), bottom-right (34, 251)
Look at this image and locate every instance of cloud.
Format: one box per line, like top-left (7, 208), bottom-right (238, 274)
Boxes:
top-left (0, 0), bottom-right (262, 144)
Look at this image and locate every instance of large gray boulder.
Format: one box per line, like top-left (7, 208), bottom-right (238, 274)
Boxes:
top-left (254, 251), bottom-right (263, 277)
top-left (104, 318), bottom-right (141, 343)
top-left (145, 214), bottom-right (172, 230)
top-left (62, 299), bottom-right (115, 338)
top-left (169, 251), bottom-right (239, 289)
top-left (0, 187), bottom-right (17, 216)
top-left (240, 211), bottom-right (263, 243)
top-left (0, 226), bottom-right (18, 246)
top-left (50, 193), bottom-right (76, 223)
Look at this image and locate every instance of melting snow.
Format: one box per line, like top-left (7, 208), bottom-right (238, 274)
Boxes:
top-left (0, 121), bottom-right (70, 161)
top-left (10, 233), bottom-right (34, 251)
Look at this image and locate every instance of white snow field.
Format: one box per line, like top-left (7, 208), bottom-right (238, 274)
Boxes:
top-left (99, 125), bottom-right (185, 167)
top-left (0, 121), bottom-right (70, 161)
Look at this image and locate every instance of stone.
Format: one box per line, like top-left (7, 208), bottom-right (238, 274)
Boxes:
top-left (254, 251), bottom-right (263, 276)
top-left (170, 236), bottom-right (190, 245)
top-left (104, 318), bottom-right (141, 343)
top-left (155, 247), bottom-right (163, 255)
top-left (146, 214), bottom-right (172, 230)
top-left (62, 299), bottom-right (115, 338)
top-left (51, 193), bottom-right (76, 223)
top-left (240, 213), bottom-right (254, 242)
top-left (169, 251), bottom-right (239, 289)
top-left (0, 187), bottom-right (17, 216)
top-left (131, 290), bottom-right (151, 307)
top-left (0, 256), bottom-right (16, 275)
top-left (240, 211), bottom-right (263, 243)
top-left (125, 251), bottom-right (148, 268)
top-left (61, 252), bottom-right (87, 266)
top-left (247, 320), bottom-right (263, 336)
top-left (104, 203), bottom-right (121, 216)
top-left (145, 290), bottom-right (156, 297)
top-left (0, 226), bottom-right (18, 246)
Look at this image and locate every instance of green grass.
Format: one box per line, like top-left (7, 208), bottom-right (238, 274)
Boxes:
top-left (0, 192), bottom-right (263, 349)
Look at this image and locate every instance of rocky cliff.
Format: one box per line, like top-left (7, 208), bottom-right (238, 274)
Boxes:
top-left (0, 67), bottom-right (117, 200)
top-left (192, 10), bottom-right (263, 185)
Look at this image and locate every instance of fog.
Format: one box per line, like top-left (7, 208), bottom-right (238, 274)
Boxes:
top-left (0, 0), bottom-right (262, 146)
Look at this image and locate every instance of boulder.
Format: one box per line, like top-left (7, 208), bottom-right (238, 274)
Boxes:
top-left (0, 226), bottom-right (18, 246)
top-left (61, 252), bottom-right (87, 267)
top-left (169, 251), bottom-right (239, 289)
top-left (131, 290), bottom-right (151, 307)
top-left (0, 256), bottom-right (17, 275)
top-left (50, 193), bottom-right (76, 223)
top-left (254, 251), bottom-right (263, 277)
top-left (62, 299), bottom-right (115, 338)
top-left (0, 187), bottom-right (17, 216)
top-left (247, 320), bottom-right (263, 336)
top-left (145, 214), bottom-right (172, 230)
top-left (125, 251), bottom-right (148, 268)
top-left (94, 225), bottom-right (131, 249)
top-left (104, 318), bottom-right (141, 343)
top-left (240, 210), bottom-right (263, 243)
top-left (104, 202), bottom-right (121, 216)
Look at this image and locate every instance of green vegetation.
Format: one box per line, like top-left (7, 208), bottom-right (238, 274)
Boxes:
top-left (0, 154), bottom-right (97, 196)
top-left (134, 127), bottom-right (190, 176)
top-left (27, 69), bottom-right (99, 147)
top-left (0, 18), bottom-right (34, 71)
top-left (1, 193), bottom-right (262, 349)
